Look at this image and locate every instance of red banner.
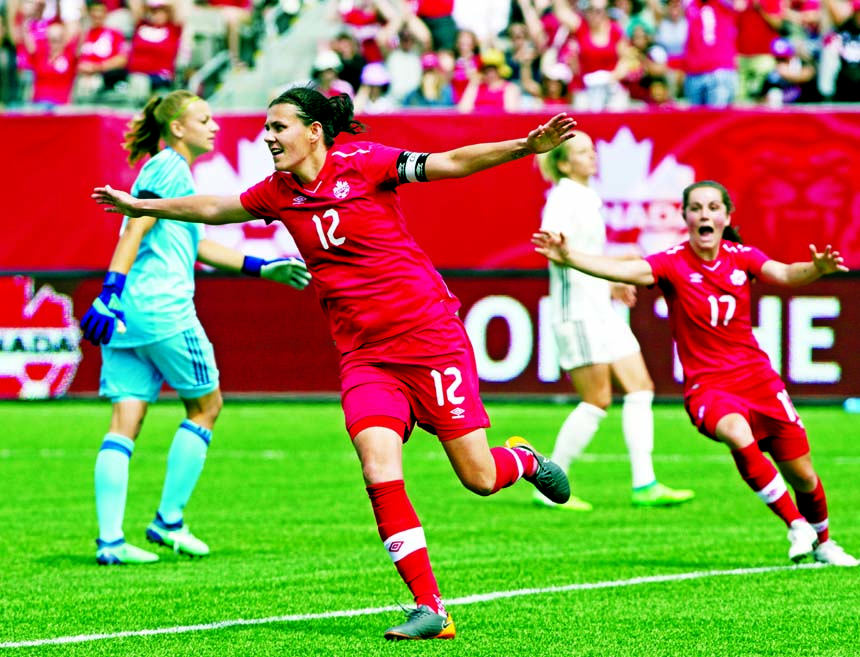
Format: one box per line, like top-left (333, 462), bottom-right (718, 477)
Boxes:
top-left (3, 109), bottom-right (860, 271)
top-left (15, 274), bottom-right (851, 400)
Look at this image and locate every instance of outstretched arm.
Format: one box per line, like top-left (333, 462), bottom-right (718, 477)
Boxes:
top-left (532, 230), bottom-right (656, 286)
top-left (759, 244), bottom-right (848, 286)
top-left (423, 113), bottom-right (577, 180)
top-left (92, 186), bottom-right (254, 225)
top-left (197, 239), bottom-right (311, 290)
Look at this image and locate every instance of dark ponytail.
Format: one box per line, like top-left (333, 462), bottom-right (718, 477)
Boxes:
top-left (722, 225), bottom-right (743, 244)
top-left (269, 86), bottom-right (365, 148)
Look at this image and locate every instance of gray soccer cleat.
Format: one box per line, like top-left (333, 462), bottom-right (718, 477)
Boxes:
top-left (505, 436), bottom-right (571, 504)
top-left (384, 605), bottom-right (456, 641)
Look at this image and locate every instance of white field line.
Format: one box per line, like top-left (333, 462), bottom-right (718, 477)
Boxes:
top-left (0, 563), bottom-right (823, 649)
top-left (4, 449), bottom-right (860, 466)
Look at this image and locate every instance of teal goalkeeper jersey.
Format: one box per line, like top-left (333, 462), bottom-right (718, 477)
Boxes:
top-left (110, 147), bottom-right (205, 348)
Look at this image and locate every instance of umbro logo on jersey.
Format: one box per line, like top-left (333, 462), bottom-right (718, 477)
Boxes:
top-left (333, 180), bottom-right (350, 199)
top-left (292, 196), bottom-right (307, 205)
top-left (689, 273), bottom-right (703, 284)
top-left (451, 407), bottom-right (466, 419)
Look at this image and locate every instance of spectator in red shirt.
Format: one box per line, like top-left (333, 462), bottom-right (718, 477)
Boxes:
top-left (11, 0), bottom-right (52, 72)
top-left (30, 18), bottom-right (77, 106)
top-left (127, 0), bottom-right (183, 91)
top-left (457, 48), bottom-right (522, 112)
top-left (553, 0), bottom-right (633, 109)
top-left (76, 0), bottom-right (129, 97)
top-left (406, 0), bottom-right (457, 52)
top-left (333, 0), bottom-right (399, 64)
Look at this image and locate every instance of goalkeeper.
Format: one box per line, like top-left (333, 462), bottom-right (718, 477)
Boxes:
top-left (81, 90), bottom-right (311, 566)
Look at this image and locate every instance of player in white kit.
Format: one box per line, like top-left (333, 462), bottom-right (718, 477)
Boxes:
top-left (536, 131), bottom-right (695, 510)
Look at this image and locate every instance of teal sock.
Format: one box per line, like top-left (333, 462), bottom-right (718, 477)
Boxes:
top-left (157, 420), bottom-right (212, 526)
top-left (94, 433), bottom-right (135, 544)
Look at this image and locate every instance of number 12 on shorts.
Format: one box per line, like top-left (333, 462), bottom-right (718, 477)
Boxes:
top-left (430, 367), bottom-right (465, 406)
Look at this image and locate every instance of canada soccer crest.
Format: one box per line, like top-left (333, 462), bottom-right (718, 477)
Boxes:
top-left (333, 180), bottom-right (350, 199)
top-left (0, 277), bottom-right (83, 399)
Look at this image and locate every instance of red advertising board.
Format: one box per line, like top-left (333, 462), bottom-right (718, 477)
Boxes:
top-left (3, 109), bottom-right (860, 271)
top-left (4, 274), bottom-right (849, 400)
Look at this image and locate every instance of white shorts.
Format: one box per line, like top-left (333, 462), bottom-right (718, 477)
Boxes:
top-left (553, 306), bottom-right (641, 371)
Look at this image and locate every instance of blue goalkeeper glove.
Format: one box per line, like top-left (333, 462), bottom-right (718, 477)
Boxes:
top-left (80, 272), bottom-right (127, 346)
top-left (242, 255), bottom-right (312, 290)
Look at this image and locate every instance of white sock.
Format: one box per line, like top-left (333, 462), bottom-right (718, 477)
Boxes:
top-left (622, 390), bottom-right (656, 489)
top-left (94, 433), bottom-right (135, 544)
top-left (550, 402), bottom-right (607, 473)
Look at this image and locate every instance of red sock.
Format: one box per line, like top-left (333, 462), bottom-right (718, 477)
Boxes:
top-left (489, 446), bottom-right (536, 493)
top-left (795, 478), bottom-right (829, 543)
top-left (731, 443), bottom-right (803, 527)
top-left (366, 480), bottom-right (443, 614)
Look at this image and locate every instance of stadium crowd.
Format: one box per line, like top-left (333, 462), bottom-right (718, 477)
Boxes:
top-left (1, 0), bottom-right (858, 110)
top-left (0, 0), bottom-right (292, 107)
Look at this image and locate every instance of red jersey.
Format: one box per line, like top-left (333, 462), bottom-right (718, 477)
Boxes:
top-left (240, 142), bottom-right (460, 354)
top-left (30, 41), bottom-right (77, 104)
top-left (407, 0), bottom-right (454, 18)
top-left (207, 0), bottom-right (252, 7)
top-left (568, 20), bottom-right (625, 76)
top-left (128, 20), bottom-right (181, 77)
top-left (737, 0), bottom-right (783, 56)
top-left (684, 0), bottom-right (739, 74)
top-left (79, 26), bottom-right (129, 65)
top-left (646, 241), bottom-right (781, 393)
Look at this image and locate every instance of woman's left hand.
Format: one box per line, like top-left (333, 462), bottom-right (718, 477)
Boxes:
top-left (526, 113), bottom-right (578, 154)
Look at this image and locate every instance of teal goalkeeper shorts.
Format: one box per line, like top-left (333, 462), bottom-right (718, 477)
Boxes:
top-left (99, 320), bottom-right (220, 403)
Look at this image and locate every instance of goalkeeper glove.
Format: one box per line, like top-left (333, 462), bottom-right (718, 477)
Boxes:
top-left (242, 255), bottom-right (312, 290)
top-left (80, 272), bottom-right (127, 346)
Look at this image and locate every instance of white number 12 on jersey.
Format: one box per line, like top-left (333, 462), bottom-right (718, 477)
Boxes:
top-left (311, 209), bottom-right (345, 249)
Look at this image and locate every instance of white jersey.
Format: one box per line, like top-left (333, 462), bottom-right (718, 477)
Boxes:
top-left (541, 177), bottom-right (640, 369)
top-left (540, 178), bottom-right (612, 322)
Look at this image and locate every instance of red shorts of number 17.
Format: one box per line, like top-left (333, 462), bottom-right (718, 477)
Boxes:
top-left (340, 313), bottom-right (491, 443)
top-left (684, 374), bottom-right (810, 462)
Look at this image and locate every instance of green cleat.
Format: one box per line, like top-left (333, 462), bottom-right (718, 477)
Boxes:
top-left (146, 521), bottom-right (210, 557)
top-left (505, 436), bottom-right (571, 504)
top-left (632, 481), bottom-right (695, 507)
top-left (384, 605), bottom-right (456, 641)
top-left (96, 539), bottom-right (159, 565)
top-left (533, 490), bottom-right (593, 511)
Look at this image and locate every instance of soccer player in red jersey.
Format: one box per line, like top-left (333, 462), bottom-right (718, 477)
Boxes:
top-left (93, 87), bottom-right (577, 640)
top-left (533, 179), bottom-right (858, 568)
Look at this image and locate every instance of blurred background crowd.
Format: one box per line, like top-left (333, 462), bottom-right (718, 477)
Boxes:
top-left (1, 0), bottom-right (859, 112)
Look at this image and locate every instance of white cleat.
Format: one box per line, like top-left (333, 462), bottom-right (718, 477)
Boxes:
top-left (813, 540), bottom-right (859, 567)
top-left (146, 522), bottom-right (210, 557)
top-left (787, 519), bottom-right (817, 563)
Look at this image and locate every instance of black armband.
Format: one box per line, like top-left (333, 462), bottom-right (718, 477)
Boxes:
top-left (396, 151), bottom-right (430, 183)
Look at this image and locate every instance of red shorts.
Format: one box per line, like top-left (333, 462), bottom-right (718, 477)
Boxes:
top-left (684, 378), bottom-right (809, 461)
top-left (340, 314), bottom-right (490, 443)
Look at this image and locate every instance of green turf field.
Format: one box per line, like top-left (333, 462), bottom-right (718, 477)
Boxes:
top-left (0, 400), bottom-right (858, 656)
